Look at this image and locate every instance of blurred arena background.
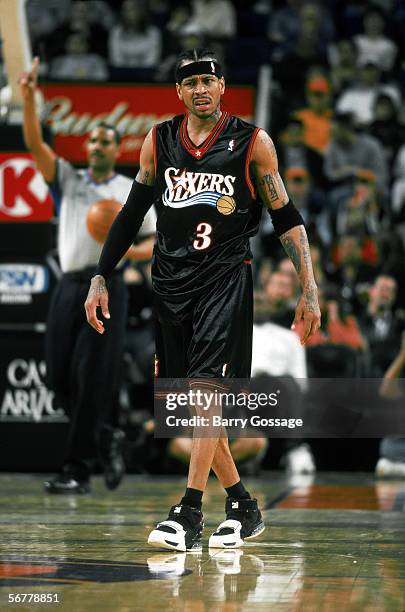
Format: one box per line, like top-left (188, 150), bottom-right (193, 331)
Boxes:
top-left (1, 3), bottom-right (405, 610)
top-left (0, 0), bottom-right (405, 476)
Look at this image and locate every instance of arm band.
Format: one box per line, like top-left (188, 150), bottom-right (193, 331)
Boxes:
top-left (267, 199), bottom-right (305, 237)
top-left (95, 180), bottom-right (154, 279)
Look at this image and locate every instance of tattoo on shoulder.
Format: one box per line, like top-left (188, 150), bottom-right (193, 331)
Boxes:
top-left (259, 131), bottom-right (277, 161)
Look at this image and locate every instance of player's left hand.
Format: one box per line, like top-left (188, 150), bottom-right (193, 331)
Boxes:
top-left (84, 275), bottom-right (110, 334)
top-left (291, 285), bottom-right (321, 345)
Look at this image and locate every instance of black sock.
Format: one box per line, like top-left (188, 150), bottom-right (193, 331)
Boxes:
top-left (225, 480), bottom-right (251, 500)
top-left (180, 487), bottom-right (203, 510)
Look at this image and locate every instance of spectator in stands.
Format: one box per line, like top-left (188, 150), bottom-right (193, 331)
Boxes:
top-left (308, 241), bottom-right (327, 287)
top-left (74, 0), bottom-right (116, 30)
top-left (179, 0), bottom-right (236, 40)
top-left (336, 58), bottom-right (401, 127)
top-left (294, 75), bottom-right (333, 155)
top-left (334, 169), bottom-right (389, 240)
top-left (391, 171), bottom-right (405, 250)
top-left (337, 0), bottom-right (369, 38)
top-left (369, 93), bottom-right (405, 170)
top-left (277, 116), bottom-right (328, 192)
top-left (283, 166), bottom-right (330, 245)
top-left (168, 428), bottom-right (268, 478)
top-left (377, 230), bottom-right (405, 308)
top-left (353, 7), bottom-right (398, 73)
top-left (155, 32), bottom-right (206, 82)
top-left (375, 331), bottom-right (405, 479)
top-left (49, 33), bottom-right (108, 81)
top-left (123, 262), bottom-right (154, 387)
top-left (334, 173), bottom-right (405, 293)
top-left (359, 275), bottom-right (405, 376)
top-left (277, 257), bottom-right (300, 298)
top-left (255, 257), bottom-right (273, 293)
top-left (271, 4), bottom-right (331, 109)
top-left (293, 284), bottom-right (366, 352)
top-left (269, 0), bottom-right (334, 55)
top-left (43, 0), bottom-right (109, 59)
top-left (26, 0), bottom-right (70, 45)
top-left (324, 111), bottom-right (389, 198)
top-left (251, 312), bottom-right (314, 476)
top-left (327, 38), bottom-right (358, 95)
top-left (164, 2), bottom-right (193, 36)
top-left (394, 144), bottom-right (405, 179)
top-left (256, 270), bottom-right (297, 328)
top-left (329, 234), bottom-right (380, 315)
top-left (108, 0), bottom-right (162, 69)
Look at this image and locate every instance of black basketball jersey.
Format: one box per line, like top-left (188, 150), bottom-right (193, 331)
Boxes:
top-left (152, 112), bottom-right (262, 298)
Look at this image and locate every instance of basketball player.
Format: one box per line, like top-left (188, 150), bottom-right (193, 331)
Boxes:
top-left (19, 57), bottom-right (156, 494)
top-left (85, 49), bottom-right (321, 550)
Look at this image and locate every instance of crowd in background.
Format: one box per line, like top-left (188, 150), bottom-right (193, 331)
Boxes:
top-left (2, 0), bottom-right (405, 473)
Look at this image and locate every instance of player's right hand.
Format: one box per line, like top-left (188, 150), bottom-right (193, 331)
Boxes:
top-left (19, 56), bottom-right (39, 100)
top-left (84, 275), bottom-right (110, 334)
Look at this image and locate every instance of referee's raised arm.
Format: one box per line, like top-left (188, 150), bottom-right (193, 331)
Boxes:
top-left (19, 57), bottom-right (57, 183)
top-left (84, 128), bottom-right (156, 333)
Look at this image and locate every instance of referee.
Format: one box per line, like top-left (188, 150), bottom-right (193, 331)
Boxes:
top-left (20, 57), bottom-right (156, 494)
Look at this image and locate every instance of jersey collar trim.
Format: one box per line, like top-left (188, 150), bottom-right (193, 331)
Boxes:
top-left (180, 112), bottom-right (229, 159)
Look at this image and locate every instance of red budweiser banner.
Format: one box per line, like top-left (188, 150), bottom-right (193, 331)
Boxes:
top-left (42, 83), bottom-right (255, 164)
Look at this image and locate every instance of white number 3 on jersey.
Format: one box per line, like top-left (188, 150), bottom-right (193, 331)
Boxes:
top-left (193, 222), bottom-right (212, 250)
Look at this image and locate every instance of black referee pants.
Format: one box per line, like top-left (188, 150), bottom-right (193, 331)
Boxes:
top-left (45, 273), bottom-right (128, 473)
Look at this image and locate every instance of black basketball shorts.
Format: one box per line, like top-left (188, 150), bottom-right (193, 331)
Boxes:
top-left (154, 263), bottom-right (253, 380)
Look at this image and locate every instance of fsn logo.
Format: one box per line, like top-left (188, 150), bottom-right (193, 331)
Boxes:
top-left (0, 155), bottom-right (53, 221)
top-left (0, 264), bottom-right (48, 294)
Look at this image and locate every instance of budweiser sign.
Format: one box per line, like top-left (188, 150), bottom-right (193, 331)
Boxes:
top-left (42, 84), bottom-right (255, 164)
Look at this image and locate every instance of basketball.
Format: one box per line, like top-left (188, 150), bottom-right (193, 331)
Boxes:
top-left (86, 199), bottom-right (122, 243)
top-left (216, 195), bottom-right (236, 215)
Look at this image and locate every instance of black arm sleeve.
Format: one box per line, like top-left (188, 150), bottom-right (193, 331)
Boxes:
top-left (267, 199), bottom-right (305, 237)
top-left (95, 180), bottom-right (155, 279)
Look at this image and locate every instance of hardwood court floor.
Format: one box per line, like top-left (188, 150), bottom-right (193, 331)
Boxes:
top-left (0, 472), bottom-right (405, 611)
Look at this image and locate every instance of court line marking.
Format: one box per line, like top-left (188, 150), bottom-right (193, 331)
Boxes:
top-left (264, 487), bottom-right (296, 510)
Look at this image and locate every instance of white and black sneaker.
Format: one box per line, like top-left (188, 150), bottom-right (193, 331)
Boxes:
top-left (147, 504), bottom-right (203, 552)
top-left (209, 498), bottom-right (265, 548)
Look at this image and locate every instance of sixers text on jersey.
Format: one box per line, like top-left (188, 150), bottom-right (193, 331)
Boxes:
top-left (163, 168), bottom-right (236, 208)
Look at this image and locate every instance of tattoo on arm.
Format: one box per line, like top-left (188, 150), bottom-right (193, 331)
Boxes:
top-left (261, 173), bottom-right (279, 203)
top-left (258, 130), bottom-right (278, 162)
top-left (280, 226), bottom-right (320, 320)
top-left (255, 133), bottom-right (288, 206)
top-left (136, 168), bottom-right (153, 185)
top-left (303, 286), bottom-right (319, 313)
top-left (89, 275), bottom-right (107, 297)
top-left (299, 226), bottom-right (312, 273)
top-left (280, 226), bottom-right (315, 287)
top-left (280, 234), bottom-right (301, 274)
